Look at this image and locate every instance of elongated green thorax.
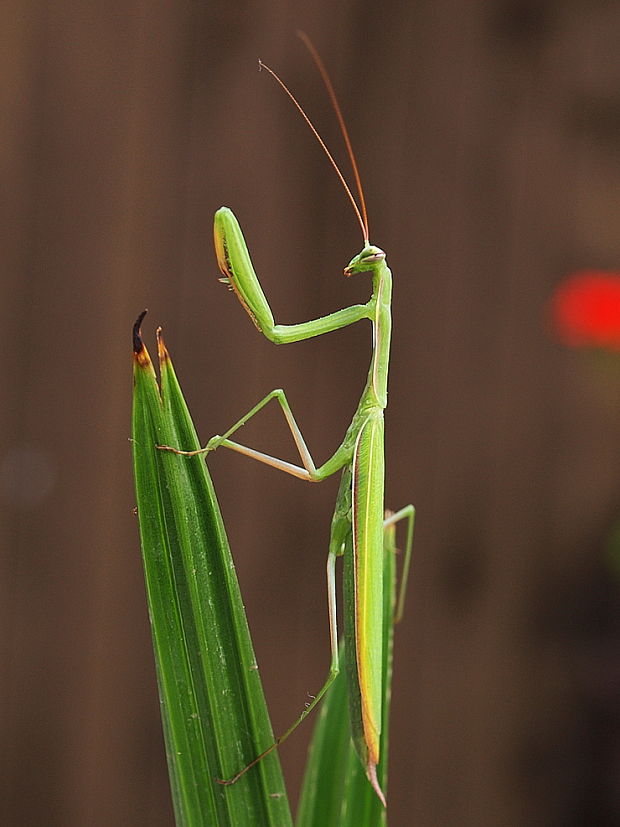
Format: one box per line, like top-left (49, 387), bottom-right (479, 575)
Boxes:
top-left (344, 249), bottom-right (392, 410)
top-left (370, 262), bottom-right (392, 409)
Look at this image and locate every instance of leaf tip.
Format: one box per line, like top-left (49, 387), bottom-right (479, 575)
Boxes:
top-left (156, 326), bottom-right (171, 366)
top-left (133, 310), bottom-right (152, 369)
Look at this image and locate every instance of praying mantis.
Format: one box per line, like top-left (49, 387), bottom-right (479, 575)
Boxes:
top-left (163, 37), bottom-right (414, 806)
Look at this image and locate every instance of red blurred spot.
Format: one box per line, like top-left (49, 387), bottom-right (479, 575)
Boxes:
top-left (550, 271), bottom-right (620, 350)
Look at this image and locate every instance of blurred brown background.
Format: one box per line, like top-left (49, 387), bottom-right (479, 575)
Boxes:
top-left (3, 1), bottom-right (620, 825)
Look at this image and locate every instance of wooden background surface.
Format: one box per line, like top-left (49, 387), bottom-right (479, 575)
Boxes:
top-left (3, 1), bottom-right (620, 824)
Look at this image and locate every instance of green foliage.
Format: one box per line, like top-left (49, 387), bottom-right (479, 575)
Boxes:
top-left (131, 318), bottom-right (292, 827)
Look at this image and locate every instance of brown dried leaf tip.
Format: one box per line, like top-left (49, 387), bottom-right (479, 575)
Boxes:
top-left (133, 310), bottom-right (152, 369)
top-left (156, 326), bottom-right (171, 367)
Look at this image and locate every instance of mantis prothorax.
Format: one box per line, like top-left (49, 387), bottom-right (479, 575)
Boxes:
top-left (162, 35), bottom-right (414, 806)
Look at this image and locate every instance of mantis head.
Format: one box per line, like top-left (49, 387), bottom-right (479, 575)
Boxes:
top-left (344, 246), bottom-right (386, 277)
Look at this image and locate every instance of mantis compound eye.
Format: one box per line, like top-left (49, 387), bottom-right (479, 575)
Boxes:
top-left (344, 247), bottom-right (386, 276)
top-left (360, 252), bottom-right (386, 265)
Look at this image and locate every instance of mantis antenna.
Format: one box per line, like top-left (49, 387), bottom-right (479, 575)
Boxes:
top-left (296, 30), bottom-right (369, 243)
top-left (259, 41), bottom-right (369, 245)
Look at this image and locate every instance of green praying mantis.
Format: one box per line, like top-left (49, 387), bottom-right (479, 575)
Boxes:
top-left (162, 37), bottom-right (414, 807)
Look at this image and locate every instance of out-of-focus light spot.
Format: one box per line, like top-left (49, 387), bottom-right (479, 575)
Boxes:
top-left (0, 444), bottom-right (56, 508)
top-left (550, 271), bottom-right (620, 350)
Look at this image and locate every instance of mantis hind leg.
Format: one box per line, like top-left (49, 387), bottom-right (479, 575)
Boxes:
top-left (383, 505), bottom-right (415, 623)
top-left (217, 545), bottom-right (342, 786)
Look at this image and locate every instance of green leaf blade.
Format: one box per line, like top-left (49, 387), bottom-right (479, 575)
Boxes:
top-left (132, 319), bottom-right (292, 827)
